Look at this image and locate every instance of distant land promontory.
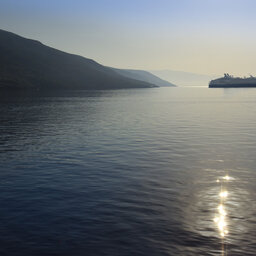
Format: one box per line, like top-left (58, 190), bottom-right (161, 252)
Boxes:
top-left (150, 69), bottom-right (216, 87)
top-left (0, 29), bottom-right (167, 91)
top-left (209, 74), bottom-right (256, 88)
top-left (112, 68), bottom-right (175, 87)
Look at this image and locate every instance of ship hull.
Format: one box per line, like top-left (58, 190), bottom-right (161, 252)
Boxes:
top-left (209, 83), bottom-right (256, 88)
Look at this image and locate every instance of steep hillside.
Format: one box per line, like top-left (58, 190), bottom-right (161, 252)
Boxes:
top-left (112, 68), bottom-right (176, 87)
top-left (0, 29), bottom-right (156, 90)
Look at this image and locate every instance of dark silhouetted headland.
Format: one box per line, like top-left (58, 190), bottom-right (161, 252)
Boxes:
top-left (209, 73), bottom-right (256, 88)
top-left (0, 29), bottom-right (157, 91)
top-left (112, 68), bottom-right (176, 87)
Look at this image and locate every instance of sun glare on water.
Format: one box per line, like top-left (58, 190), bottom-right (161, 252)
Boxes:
top-left (219, 191), bottom-right (228, 198)
top-left (213, 174), bottom-right (231, 239)
top-left (223, 175), bottom-right (231, 181)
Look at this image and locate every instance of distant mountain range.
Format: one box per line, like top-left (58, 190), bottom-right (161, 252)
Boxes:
top-left (3, 29), bottom-right (222, 90)
top-left (150, 70), bottom-right (218, 87)
top-left (0, 29), bottom-right (161, 91)
top-left (112, 68), bottom-right (176, 87)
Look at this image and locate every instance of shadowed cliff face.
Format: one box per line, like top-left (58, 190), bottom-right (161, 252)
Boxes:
top-left (0, 29), bottom-right (156, 90)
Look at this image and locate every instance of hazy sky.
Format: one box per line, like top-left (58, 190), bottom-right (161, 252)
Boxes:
top-left (1, 0), bottom-right (256, 75)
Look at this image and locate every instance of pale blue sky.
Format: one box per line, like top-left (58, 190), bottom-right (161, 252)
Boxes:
top-left (1, 0), bottom-right (256, 75)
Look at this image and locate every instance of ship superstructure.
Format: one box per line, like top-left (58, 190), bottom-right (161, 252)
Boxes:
top-left (209, 74), bottom-right (256, 88)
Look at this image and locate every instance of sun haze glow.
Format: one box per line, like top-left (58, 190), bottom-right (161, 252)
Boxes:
top-left (1, 0), bottom-right (256, 76)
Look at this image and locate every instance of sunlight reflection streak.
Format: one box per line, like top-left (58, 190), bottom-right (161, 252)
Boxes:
top-left (213, 174), bottom-right (232, 240)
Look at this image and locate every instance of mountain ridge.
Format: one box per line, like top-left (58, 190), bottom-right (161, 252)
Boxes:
top-left (0, 29), bottom-right (157, 91)
top-left (111, 68), bottom-right (176, 87)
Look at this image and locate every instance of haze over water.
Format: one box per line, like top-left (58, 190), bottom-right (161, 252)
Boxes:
top-left (1, 87), bottom-right (256, 255)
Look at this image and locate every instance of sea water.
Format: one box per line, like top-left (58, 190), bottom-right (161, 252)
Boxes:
top-left (0, 87), bottom-right (256, 255)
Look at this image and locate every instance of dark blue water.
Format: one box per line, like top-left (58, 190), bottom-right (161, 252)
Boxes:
top-left (1, 87), bottom-right (256, 255)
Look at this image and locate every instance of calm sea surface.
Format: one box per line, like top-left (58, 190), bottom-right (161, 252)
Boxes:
top-left (1, 87), bottom-right (256, 255)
